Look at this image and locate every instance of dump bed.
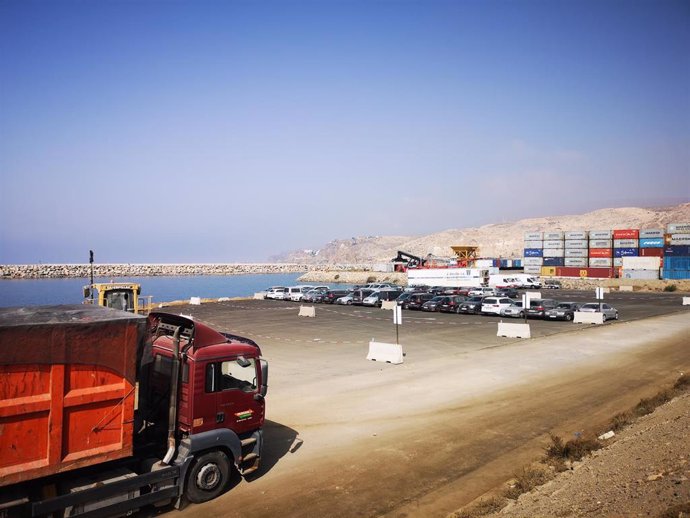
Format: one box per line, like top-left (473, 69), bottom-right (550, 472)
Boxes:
top-left (0, 305), bottom-right (146, 487)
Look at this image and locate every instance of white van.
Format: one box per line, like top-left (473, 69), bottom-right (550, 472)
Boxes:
top-left (286, 285), bottom-right (315, 302)
top-left (512, 275), bottom-right (542, 289)
top-left (488, 275), bottom-right (520, 288)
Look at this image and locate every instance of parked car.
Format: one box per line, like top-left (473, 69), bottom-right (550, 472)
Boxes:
top-left (545, 302), bottom-right (581, 321)
top-left (323, 289), bottom-right (350, 304)
top-left (396, 292), bottom-right (414, 307)
top-left (302, 288), bottom-right (328, 303)
top-left (495, 288), bottom-right (519, 298)
top-left (439, 295), bottom-right (468, 313)
top-left (500, 301), bottom-right (524, 318)
top-left (578, 303), bottom-right (619, 321)
top-left (458, 296), bottom-right (485, 315)
top-left (336, 292), bottom-right (355, 305)
top-left (285, 285), bottom-right (315, 302)
top-left (265, 287), bottom-right (287, 300)
top-left (351, 289), bottom-right (375, 306)
top-left (480, 296), bottom-right (515, 315)
top-left (405, 293), bottom-right (435, 310)
top-left (371, 289), bottom-right (403, 307)
top-left (421, 296), bottom-right (449, 312)
top-left (468, 287), bottom-right (496, 297)
top-left (543, 279), bottom-right (562, 289)
top-left (525, 298), bottom-right (558, 319)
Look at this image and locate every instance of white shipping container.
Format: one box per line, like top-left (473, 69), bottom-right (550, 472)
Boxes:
top-left (639, 229), bottom-right (664, 238)
top-left (544, 231), bottom-right (564, 240)
top-left (543, 248), bottom-right (565, 258)
top-left (523, 265), bottom-right (542, 274)
top-left (621, 269), bottom-right (660, 280)
top-left (613, 258), bottom-right (623, 267)
top-left (564, 257), bottom-right (587, 267)
top-left (565, 231), bottom-right (588, 240)
top-left (667, 223), bottom-right (690, 234)
top-left (670, 234), bottom-right (690, 245)
top-left (613, 239), bottom-right (639, 248)
top-left (589, 239), bottom-right (612, 249)
top-left (524, 232), bottom-right (543, 240)
top-left (474, 259), bottom-right (496, 268)
top-left (523, 257), bottom-right (544, 266)
top-left (564, 239), bottom-right (588, 249)
top-left (523, 240), bottom-right (544, 249)
top-left (564, 248), bottom-right (588, 257)
top-left (543, 239), bottom-right (565, 249)
top-left (590, 230), bottom-right (612, 239)
top-left (622, 256), bottom-right (661, 270)
top-left (589, 258), bottom-right (612, 267)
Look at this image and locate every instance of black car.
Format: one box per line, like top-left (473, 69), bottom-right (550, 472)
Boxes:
top-left (405, 293), bottom-right (434, 310)
top-left (458, 296), bottom-right (485, 314)
top-left (544, 302), bottom-right (581, 321)
top-left (525, 299), bottom-right (558, 319)
top-left (439, 295), bottom-right (468, 313)
top-left (322, 290), bottom-right (350, 304)
top-left (396, 292), bottom-right (414, 306)
top-left (421, 296), bottom-right (448, 312)
top-left (495, 287), bottom-right (519, 298)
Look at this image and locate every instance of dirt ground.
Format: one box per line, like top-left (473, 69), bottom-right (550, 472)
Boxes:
top-left (173, 308), bottom-right (690, 518)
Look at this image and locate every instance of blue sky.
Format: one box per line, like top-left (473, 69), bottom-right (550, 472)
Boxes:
top-left (1, 0), bottom-right (688, 263)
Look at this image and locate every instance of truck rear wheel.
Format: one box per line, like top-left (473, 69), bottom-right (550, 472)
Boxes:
top-left (186, 451), bottom-right (230, 503)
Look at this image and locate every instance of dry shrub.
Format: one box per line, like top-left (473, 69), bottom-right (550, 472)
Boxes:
top-left (503, 464), bottom-right (553, 500)
top-left (450, 496), bottom-right (506, 518)
top-left (673, 374), bottom-right (689, 391)
top-left (657, 501), bottom-right (690, 518)
top-left (544, 433), bottom-right (602, 463)
top-left (609, 410), bottom-right (635, 431)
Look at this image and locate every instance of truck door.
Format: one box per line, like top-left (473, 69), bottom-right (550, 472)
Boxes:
top-left (203, 357), bottom-right (264, 434)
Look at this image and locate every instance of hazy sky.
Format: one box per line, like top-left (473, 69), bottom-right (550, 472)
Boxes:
top-left (1, 0), bottom-right (689, 263)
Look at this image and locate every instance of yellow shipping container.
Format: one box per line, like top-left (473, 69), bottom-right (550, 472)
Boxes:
top-left (541, 266), bottom-right (556, 277)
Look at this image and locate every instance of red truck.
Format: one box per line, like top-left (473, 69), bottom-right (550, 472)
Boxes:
top-left (0, 305), bottom-right (268, 516)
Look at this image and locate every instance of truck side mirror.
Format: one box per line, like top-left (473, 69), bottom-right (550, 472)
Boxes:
top-left (259, 359), bottom-right (268, 397)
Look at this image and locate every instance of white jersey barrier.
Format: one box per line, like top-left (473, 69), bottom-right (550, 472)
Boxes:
top-left (190, 297), bottom-right (202, 305)
top-left (573, 311), bottom-right (604, 324)
top-left (381, 301), bottom-right (397, 310)
top-left (254, 292), bottom-right (265, 300)
top-left (497, 322), bottom-right (531, 339)
top-left (683, 297), bottom-right (690, 306)
top-left (619, 286), bottom-right (633, 292)
top-left (298, 305), bottom-right (316, 317)
top-left (367, 341), bottom-right (404, 364)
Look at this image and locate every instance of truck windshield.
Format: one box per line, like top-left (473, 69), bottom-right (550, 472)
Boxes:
top-left (103, 290), bottom-right (134, 312)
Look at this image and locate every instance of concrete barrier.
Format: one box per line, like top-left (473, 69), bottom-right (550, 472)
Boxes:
top-left (573, 311), bottom-right (604, 324)
top-left (683, 297), bottom-right (690, 306)
top-left (190, 297), bottom-right (201, 305)
top-left (381, 301), bottom-right (397, 310)
top-left (367, 341), bottom-right (404, 364)
top-left (619, 286), bottom-right (633, 292)
top-left (298, 305), bottom-right (316, 317)
top-left (497, 322), bottom-right (531, 339)
top-left (253, 292), bottom-right (265, 300)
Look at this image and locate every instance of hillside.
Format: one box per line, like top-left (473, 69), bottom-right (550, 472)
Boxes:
top-left (273, 203), bottom-right (690, 264)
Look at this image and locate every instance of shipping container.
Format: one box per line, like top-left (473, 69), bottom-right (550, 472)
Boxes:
top-left (523, 265), bottom-right (542, 275)
top-left (564, 248), bottom-right (588, 258)
top-left (543, 257), bottom-right (565, 267)
top-left (564, 257), bottom-right (587, 267)
top-left (540, 266), bottom-right (556, 276)
top-left (661, 269), bottom-right (690, 280)
top-left (523, 248), bottom-right (543, 258)
top-left (664, 256), bottom-right (690, 271)
top-left (543, 231), bottom-right (564, 240)
top-left (639, 238), bottom-right (665, 248)
top-left (589, 239), bottom-right (612, 249)
top-left (555, 266), bottom-right (614, 278)
top-left (543, 248), bottom-right (565, 258)
top-left (589, 258), bottom-right (612, 267)
top-left (621, 270), bottom-right (660, 280)
top-left (613, 258), bottom-right (623, 267)
top-left (589, 248), bottom-right (612, 258)
top-left (667, 223), bottom-right (690, 234)
top-left (622, 256), bottom-right (661, 270)
top-left (514, 259), bottom-right (522, 268)
top-left (639, 247), bottom-right (664, 257)
top-left (523, 240), bottom-right (544, 249)
top-left (639, 229), bottom-right (664, 239)
top-left (613, 229), bottom-right (639, 239)
top-left (564, 239), bottom-right (588, 249)
top-left (543, 239), bottom-right (565, 249)
top-left (589, 230), bottom-right (612, 239)
top-left (523, 257), bottom-right (544, 266)
top-left (613, 239), bottom-right (639, 248)
top-left (524, 231), bottom-right (544, 240)
top-left (664, 245), bottom-right (690, 256)
top-left (670, 234), bottom-right (690, 245)
top-left (614, 248), bottom-right (639, 258)
top-left (565, 231), bottom-right (588, 240)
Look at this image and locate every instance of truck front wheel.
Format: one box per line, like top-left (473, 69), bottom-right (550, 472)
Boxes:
top-left (186, 451), bottom-right (230, 503)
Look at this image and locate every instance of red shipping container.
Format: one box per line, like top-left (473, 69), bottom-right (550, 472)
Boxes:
top-left (639, 247), bottom-right (664, 257)
top-left (555, 267), bottom-right (614, 278)
top-left (613, 229), bottom-right (639, 239)
top-left (589, 248), bottom-right (612, 257)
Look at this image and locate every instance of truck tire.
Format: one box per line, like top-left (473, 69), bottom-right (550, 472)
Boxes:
top-left (186, 451), bottom-right (230, 503)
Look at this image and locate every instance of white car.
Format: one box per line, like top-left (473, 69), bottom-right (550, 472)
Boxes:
top-left (286, 286), bottom-right (315, 302)
top-left (468, 287), bottom-right (496, 297)
top-left (480, 297), bottom-right (515, 315)
top-left (265, 287), bottom-right (287, 300)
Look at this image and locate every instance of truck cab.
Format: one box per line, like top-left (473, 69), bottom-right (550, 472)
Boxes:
top-left (83, 282), bottom-right (145, 313)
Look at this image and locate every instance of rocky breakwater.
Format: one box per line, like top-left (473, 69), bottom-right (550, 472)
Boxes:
top-left (1, 263), bottom-right (314, 279)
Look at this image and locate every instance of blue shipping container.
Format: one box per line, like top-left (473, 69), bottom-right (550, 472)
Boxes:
top-left (614, 248), bottom-right (639, 258)
top-left (524, 248), bottom-right (543, 257)
top-left (543, 257), bottom-right (565, 267)
top-left (661, 269), bottom-right (690, 280)
top-left (639, 238), bottom-right (665, 248)
top-left (664, 256), bottom-right (690, 271)
top-left (514, 259), bottom-right (522, 267)
top-left (664, 245), bottom-right (690, 256)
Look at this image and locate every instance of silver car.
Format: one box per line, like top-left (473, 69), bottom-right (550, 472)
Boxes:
top-left (578, 303), bottom-right (619, 321)
top-left (499, 301), bottom-right (524, 318)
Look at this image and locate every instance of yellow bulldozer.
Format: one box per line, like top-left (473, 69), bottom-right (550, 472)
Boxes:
top-left (83, 282), bottom-right (153, 314)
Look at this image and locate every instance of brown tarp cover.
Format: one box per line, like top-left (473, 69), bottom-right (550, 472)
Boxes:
top-left (0, 304), bottom-right (147, 384)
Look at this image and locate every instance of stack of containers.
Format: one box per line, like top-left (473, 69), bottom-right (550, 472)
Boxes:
top-left (564, 231), bottom-right (588, 268)
top-left (613, 229), bottom-right (639, 270)
top-left (621, 256), bottom-right (661, 279)
top-left (662, 223), bottom-right (690, 280)
top-left (523, 231), bottom-right (543, 276)
top-left (542, 231), bottom-right (565, 274)
top-left (639, 229), bottom-right (665, 259)
top-left (589, 230), bottom-right (613, 269)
